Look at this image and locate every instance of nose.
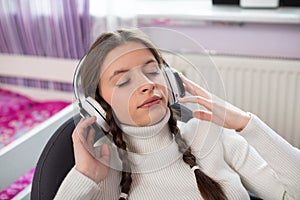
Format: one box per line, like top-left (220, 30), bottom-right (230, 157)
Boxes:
top-left (139, 82), bottom-right (155, 93)
top-left (137, 74), bottom-right (155, 94)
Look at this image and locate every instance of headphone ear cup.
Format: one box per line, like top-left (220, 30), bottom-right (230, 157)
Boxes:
top-left (80, 96), bottom-right (110, 132)
top-left (163, 67), bottom-right (185, 105)
top-left (164, 68), bottom-right (176, 105)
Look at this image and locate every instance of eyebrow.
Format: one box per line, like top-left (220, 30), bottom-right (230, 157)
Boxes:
top-left (109, 59), bottom-right (157, 81)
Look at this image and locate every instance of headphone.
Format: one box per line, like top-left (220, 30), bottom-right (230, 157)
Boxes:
top-left (73, 56), bottom-right (185, 132)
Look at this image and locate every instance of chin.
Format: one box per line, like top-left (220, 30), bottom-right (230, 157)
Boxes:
top-left (147, 105), bottom-right (168, 125)
top-left (130, 105), bottom-right (168, 127)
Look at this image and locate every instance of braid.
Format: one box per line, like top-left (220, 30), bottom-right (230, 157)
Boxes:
top-left (169, 108), bottom-right (227, 200)
top-left (99, 96), bottom-right (132, 200)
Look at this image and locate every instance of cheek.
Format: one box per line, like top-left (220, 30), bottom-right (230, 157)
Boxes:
top-left (111, 89), bottom-right (130, 108)
top-left (101, 82), bottom-right (133, 109)
top-left (153, 75), bottom-right (169, 100)
top-left (157, 83), bottom-right (169, 104)
top-left (110, 87), bottom-right (136, 124)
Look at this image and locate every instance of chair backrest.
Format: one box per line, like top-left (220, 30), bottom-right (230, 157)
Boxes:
top-left (31, 114), bottom-right (79, 200)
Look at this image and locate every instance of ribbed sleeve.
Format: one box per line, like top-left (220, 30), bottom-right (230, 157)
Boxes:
top-left (239, 114), bottom-right (300, 199)
top-left (222, 128), bottom-right (285, 200)
top-left (54, 167), bottom-right (100, 200)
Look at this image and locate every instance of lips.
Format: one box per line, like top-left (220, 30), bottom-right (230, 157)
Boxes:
top-left (138, 96), bottom-right (162, 108)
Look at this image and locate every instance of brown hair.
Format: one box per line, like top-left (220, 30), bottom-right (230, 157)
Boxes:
top-left (80, 28), bottom-right (227, 200)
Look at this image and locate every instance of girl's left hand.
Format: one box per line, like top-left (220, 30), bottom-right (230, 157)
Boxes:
top-left (178, 74), bottom-right (251, 132)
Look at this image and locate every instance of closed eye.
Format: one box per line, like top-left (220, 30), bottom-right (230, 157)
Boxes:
top-left (146, 71), bottom-right (160, 76)
top-left (116, 79), bottom-right (130, 87)
top-left (143, 62), bottom-right (160, 75)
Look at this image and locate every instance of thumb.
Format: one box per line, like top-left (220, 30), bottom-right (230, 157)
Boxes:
top-left (99, 144), bottom-right (110, 166)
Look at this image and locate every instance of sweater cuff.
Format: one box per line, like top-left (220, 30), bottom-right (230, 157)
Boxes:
top-left (238, 113), bottom-right (271, 139)
top-left (55, 167), bottom-right (101, 200)
top-left (238, 112), bottom-right (295, 156)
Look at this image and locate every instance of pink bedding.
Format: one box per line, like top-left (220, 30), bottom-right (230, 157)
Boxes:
top-left (0, 87), bottom-right (70, 148)
top-left (0, 87), bottom-right (70, 199)
top-left (0, 168), bottom-right (35, 199)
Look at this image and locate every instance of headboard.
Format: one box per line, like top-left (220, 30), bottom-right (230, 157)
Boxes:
top-left (0, 53), bottom-right (79, 101)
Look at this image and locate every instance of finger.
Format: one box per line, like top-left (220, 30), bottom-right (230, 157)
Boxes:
top-left (99, 144), bottom-right (110, 166)
top-left (194, 110), bottom-right (226, 127)
top-left (178, 96), bottom-right (212, 111)
top-left (73, 127), bottom-right (89, 152)
top-left (72, 117), bottom-right (97, 156)
top-left (72, 120), bottom-right (85, 144)
top-left (77, 116), bottom-right (97, 132)
top-left (100, 144), bottom-right (110, 157)
top-left (84, 128), bottom-right (96, 157)
top-left (87, 128), bottom-right (95, 147)
top-left (72, 129), bottom-right (94, 163)
top-left (74, 116), bottom-right (97, 140)
top-left (180, 74), bottom-right (211, 99)
top-left (193, 110), bottom-right (213, 122)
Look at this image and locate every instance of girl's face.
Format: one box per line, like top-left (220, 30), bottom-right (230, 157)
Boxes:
top-left (99, 42), bottom-right (168, 126)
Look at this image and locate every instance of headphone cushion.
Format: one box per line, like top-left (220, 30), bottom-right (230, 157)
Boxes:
top-left (81, 97), bottom-right (110, 132)
top-left (164, 67), bottom-right (185, 105)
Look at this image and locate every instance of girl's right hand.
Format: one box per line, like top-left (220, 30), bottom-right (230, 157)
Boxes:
top-left (72, 116), bottom-right (110, 184)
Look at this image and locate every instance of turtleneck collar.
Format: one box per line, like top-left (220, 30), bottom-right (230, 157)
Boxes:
top-left (119, 109), bottom-right (173, 154)
top-left (95, 109), bottom-right (183, 173)
top-left (114, 109), bottom-right (182, 173)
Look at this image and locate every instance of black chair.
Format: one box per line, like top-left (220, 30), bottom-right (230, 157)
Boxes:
top-left (31, 104), bottom-right (262, 200)
top-left (31, 114), bottom-right (80, 200)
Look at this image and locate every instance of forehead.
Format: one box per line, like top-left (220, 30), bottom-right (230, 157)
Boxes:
top-left (100, 42), bottom-right (155, 75)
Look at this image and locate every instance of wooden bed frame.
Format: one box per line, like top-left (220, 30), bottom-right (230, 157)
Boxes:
top-left (0, 54), bottom-right (79, 199)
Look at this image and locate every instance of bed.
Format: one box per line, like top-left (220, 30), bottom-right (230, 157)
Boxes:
top-left (0, 54), bottom-right (78, 199)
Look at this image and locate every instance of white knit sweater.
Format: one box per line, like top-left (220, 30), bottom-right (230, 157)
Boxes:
top-left (55, 110), bottom-right (300, 200)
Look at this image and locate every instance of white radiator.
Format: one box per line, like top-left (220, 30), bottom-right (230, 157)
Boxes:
top-left (166, 53), bottom-right (300, 148)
